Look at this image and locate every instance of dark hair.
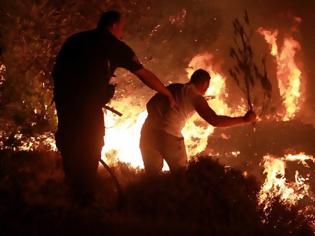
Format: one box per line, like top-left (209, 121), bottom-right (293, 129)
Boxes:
top-left (97, 10), bottom-right (121, 29)
top-left (190, 69), bottom-right (211, 84)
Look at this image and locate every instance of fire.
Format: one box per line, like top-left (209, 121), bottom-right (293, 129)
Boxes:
top-left (0, 131), bottom-right (57, 152)
top-left (1, 21), bottom-right (313, 229)
top-left (285, 153), bottom-right (315, 168)
top-left (100, 53), bottom-right (244, 165)
top-left (5, 51), bottom-right (236, 169)
top-left (0, 64), bottom-right (6, 86)
top-left (258, 153), bottom-right (314, 211)
top-left (258, 28), bottom-right (303, 121)
top-left (101, 99), bottom-right (147, 168)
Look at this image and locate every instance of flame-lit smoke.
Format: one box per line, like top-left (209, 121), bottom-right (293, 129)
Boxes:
top-left (258, 28), bottom-right (303, 121)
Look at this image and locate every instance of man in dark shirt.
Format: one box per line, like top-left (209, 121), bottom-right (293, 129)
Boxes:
top-left (52, 10), bottom-right (176, 204)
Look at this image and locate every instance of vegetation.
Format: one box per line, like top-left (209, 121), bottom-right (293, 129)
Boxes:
top-left (0, 151), bottom-right (312, 235)
top-left (0, 0), bottom-right (221, 149)
top-left (0, 1), bottom-right (313, 235)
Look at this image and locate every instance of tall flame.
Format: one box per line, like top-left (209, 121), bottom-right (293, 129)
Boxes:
top-left (258, 28), bottom-right (303, 121)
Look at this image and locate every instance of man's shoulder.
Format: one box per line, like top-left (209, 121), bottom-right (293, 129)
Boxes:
top-left (61, 30), bottom-right (97, 49)
top-left (68, 29), bottom-right (97, 41)
top-left (112, 37), bottom-right (133, 52)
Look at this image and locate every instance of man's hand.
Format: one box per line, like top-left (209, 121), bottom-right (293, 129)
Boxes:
top-left (243, 110), bottom-right (257, 123)
top-left (133, 68), bottom-right (177, 108)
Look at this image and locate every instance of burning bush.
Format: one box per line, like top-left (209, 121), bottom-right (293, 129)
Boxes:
top-left (123, 157), bottom-right (313, 235)
top-left (1, 151), bottom-right (313, 235)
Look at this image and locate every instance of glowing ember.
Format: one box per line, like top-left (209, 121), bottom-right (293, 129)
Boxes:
top-left (2, 132), bottom-right (57, 152)
top-left (285, 153), bottom-right (315, 168)
top-left (258, 153), bottom-right (314, 211)
top-left (0, 64), bottom-right (6, 86)
top-left (258, 28), bottom-right (303, 121)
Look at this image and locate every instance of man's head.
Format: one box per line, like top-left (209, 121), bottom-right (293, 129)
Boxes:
top-left (190, 69), bottom-right (211, 95)
top-left (97, 10), bottom-right (124, 39)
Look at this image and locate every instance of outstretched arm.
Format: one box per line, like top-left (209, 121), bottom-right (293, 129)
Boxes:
top-left (133, 68), bottom-right (176, 108)
top-left (193, 96), bottom-right (256, 127)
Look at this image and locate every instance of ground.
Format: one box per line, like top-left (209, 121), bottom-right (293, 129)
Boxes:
top-left (0, 150), bottom-right (313, 236)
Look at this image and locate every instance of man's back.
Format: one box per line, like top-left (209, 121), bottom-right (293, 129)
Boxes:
top-left (53, 29), bottom-right (110, 107)
top-left (53, 29), bottom-right (142, 109)
top-left (145, 83), bottom-right (202, 137)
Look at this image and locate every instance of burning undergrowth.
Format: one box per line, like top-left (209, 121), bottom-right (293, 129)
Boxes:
top-left (0, 150), bottom-right (313, 235)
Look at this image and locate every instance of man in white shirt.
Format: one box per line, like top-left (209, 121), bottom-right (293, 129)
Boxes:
top-left (140, 69), bottom-right (256, 175)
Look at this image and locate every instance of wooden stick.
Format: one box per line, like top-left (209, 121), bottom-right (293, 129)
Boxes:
top-left (104, 105), bottom-right (123, 117)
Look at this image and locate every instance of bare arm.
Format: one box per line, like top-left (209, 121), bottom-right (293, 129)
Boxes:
top-left (133, 68), bottom-right (176, 107)
top-left (193, 96), bottom-right (255, 127)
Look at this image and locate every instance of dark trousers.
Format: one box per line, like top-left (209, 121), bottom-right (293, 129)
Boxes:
top-left (55, 106), bottom-right (104, 204)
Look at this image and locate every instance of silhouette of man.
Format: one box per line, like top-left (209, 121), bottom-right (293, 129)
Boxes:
top-left (140, 69), bottom-right (256, 175)
top-left (52, 10), bottom-right (176, 204)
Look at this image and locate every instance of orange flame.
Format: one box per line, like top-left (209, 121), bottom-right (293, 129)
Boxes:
top-left (258, 28), bottom-right (303, 121)
top-left (101, 99), bottom-right (147, 168)
top-left (0, 64), bottom-right (6, 86)
top-left (258, 153), bottom-right (314, 211)
top-left (100, 53), bottom-right (246, 166)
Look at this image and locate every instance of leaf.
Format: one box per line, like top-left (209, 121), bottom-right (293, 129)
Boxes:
top-left (244, 10), bottom-right (250, 25)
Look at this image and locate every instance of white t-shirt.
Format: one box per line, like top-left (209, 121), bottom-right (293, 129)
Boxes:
top-left (145, 83), bottom-right (202, 137)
